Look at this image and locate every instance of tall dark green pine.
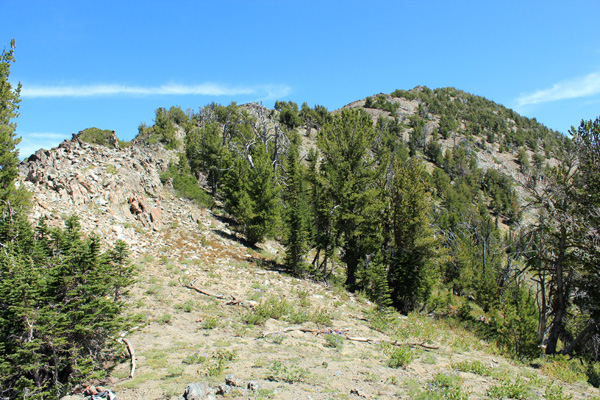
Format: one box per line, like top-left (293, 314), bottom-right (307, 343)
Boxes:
top-left (305, 147), bottom-right (336, 276)
top-left (223, 143), bottom-right (280, 245)
top-left (186, 121), bottom-right (229, 196)
top-left (245, 144), bottom-right (280, 244)
top-left (387, 158), bottom-right (442, 313)
top-left (318, 108), bottom-right (382, 290)
top-left (283, 134), bottom-right (309, 274)
top-left (0, 39), bottom-right (27, 211)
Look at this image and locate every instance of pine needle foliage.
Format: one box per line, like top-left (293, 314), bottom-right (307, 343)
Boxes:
top-left (0, 39), bottom-right (29, 211)
top-left (0, 215), bottom-right (135, 399)
top-left (283, 133), bottom-right (310, 273)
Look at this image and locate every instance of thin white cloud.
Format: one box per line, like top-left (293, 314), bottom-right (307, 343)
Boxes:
top-left (16, 132), bottom-right (70, 159)
top-left (258, 84), bottom-right (292, 102)
top-left (20, 82), bottom-right (290, 98)
top-left (515, 72), bottom-right (600, 107)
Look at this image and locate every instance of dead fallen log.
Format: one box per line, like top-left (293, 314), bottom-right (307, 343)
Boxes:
top-left (184, 283), bottom-right (234, 300)
top-left (262, 327), bottom-right (349, 337)
top-left (121, 338), bottom-right (136, 378)
top-left (184, 280), bottom-right (256, 308)
top-left (261, 328), bottom-right (439, 350)
top-left (345, 335), bottom-right (439, 349)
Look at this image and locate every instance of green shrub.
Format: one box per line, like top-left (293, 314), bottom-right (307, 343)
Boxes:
top-left (451, 360), bottom-right (492, 376)
top-left (323, 333), bottom-right (344, 349)
top-left (413, 372), bottom-right (467, 400)
top-left (287, 309), bottom-right (310, 324)
top-left (487, 377), bottom-right (532, 399)
top-left (265, 361), bottom-right (309, 383)
top-left (160, 162), bottom-right (213, 208)
top-left (202, 316), bottom-right (219, 330)
top-left (244, 296), bottom-right (292, 326)
top-left (309, 307), bottom-right (332, 327)
top-left (387, 347), bottom-right (415, 368)
top-left (78, 127), bottom-right (115, 146)
top-left (545, 382), bottom-right (573, 400)
top-left (204, 350), bottom-right (236, 377)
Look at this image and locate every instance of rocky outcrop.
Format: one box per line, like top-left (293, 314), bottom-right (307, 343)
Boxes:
top-left (19, 136), bottom-right (177, 253)
top-left (18, 134), bottom-right (251, 262)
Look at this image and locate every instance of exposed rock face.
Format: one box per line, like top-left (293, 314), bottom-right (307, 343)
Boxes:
top-left (19, 136), bottom-right (178, 255)
top-left (18, 134), bottom-right (250, 263)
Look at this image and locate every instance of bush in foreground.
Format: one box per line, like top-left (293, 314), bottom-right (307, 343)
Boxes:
top-left (0, 214), bottom-right (135, 399)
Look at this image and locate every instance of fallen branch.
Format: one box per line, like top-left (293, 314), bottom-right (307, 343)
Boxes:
top-left (406, 341), bottom-right (440, 350)
top-left (184, 281), bottom-right (256, 308)
top-left (344, 336), bottom-right (439, 349)
top-left (262, 327), bottom-right (349, 337)
top-left (261, 328), bottom-right (439, 350)
top-left (121, 338), bottom-right (136, 378)
top-left (185, 278), bottom-right (236, 300)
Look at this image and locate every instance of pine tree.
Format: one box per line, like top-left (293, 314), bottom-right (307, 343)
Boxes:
top-left (0, 39), bottom-right (28, 211)
top-left (185, 121), bottom-right (229, 196)
top-left (245, 144), bottom-right (280, 244)
top-left (223, 143), bottom-right (280, 245)
top-left (305, 148), bottom-right (336, 277)
top-left (317, 109), bottom-right (382, 290)
top-left (0, 216), bottom-right (135, 399)
top-left (386, 158), bottom-right (443, 313)
top-left (283, 134), bottom-right (309, 274)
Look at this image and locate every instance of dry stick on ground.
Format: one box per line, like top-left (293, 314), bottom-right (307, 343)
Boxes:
top-left (262, 328), bottom-right (439, 350)
top-left (184, 279), bottom-right (235, 300)
top-left (262, 327), bottom-right (350, 337)
top-left (345, 336), bottom-right (440, 350)
top-left (121, 338), bottom-right (136, 378)
top-left (184, 280), bottom-right (256, 308)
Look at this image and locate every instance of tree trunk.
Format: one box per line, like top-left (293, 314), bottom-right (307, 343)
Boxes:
top-left (546, 225), bottom-right (568, 355)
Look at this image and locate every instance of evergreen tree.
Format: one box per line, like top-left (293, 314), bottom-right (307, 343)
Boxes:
top-left (283, 134), bottom-right (309, 273)
top-left (154, 107), bottom-right (177, 148)
top-left (317, 109), bottom-right (382, 290)
top-left (0, 216), bottom-right (134, 399)
top-left (305, 148), bottom-right (336, 277)
top-left (223, 143), bottom-right (280, 244)
top-left (0, 39), bottom-right (27, 211)
top-left (245, 144), bottom-right (280, 244)
top-left (186, 121), bottom-right (229, 195)
top-left (386, 158), bottom-right (443, 313)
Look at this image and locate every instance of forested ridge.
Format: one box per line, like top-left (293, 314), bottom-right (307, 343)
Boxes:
top-left (3, 37), bottom-right (600, 398)
top-left (138, 86), bottom-right (599, 366)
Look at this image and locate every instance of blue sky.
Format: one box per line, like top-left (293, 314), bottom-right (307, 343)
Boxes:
top-left (3, 0), bottom-right (600, 158)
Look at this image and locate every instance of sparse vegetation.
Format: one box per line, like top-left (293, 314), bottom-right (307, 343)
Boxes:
top-left (323, 333), bottom-right (344, 349)
top-left (386, 347), bottom-right (415, 368)
top-left (265, 361), bottom-right (310, 383)
top-left (412, 372), bottom-right (468, 400)
top-left (486, 377), bottom-right (532, 399)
